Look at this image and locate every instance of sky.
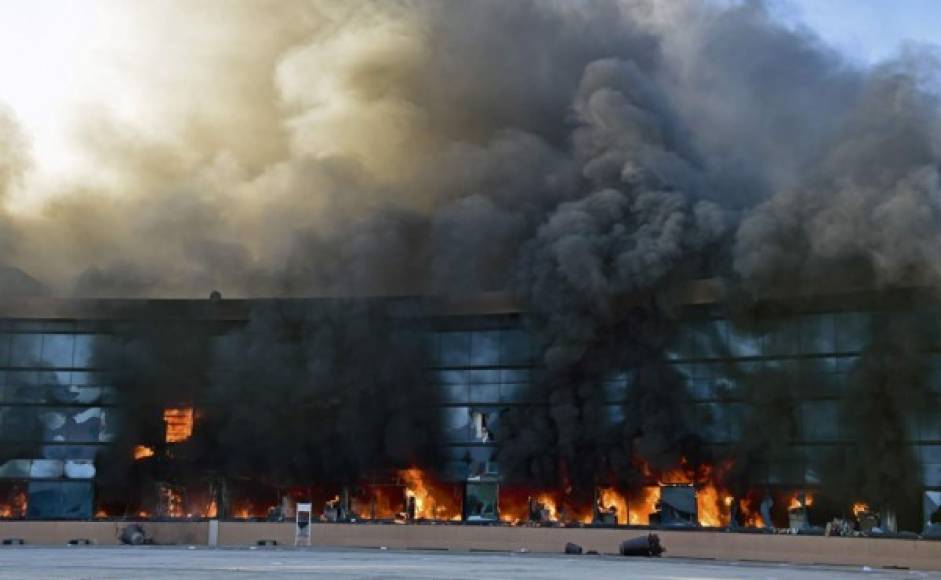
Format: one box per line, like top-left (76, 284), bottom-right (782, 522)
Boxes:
top-left (772, 0), bottom-right (941, 64)
top-left (0, 0), bottom-right (940, 211)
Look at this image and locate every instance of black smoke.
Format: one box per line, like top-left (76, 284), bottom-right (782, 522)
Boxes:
top-left (205, 299), bottom-right (442, 486)
top-left (0, 0), bottom-right (932, 527)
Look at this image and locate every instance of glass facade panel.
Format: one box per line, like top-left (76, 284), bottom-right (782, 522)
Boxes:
top-left (919, 413), bottom-right (941, 442)
top-left (764, 319), bottom-right (800, 356)
top-left (834, 312), bottom-right (869, 352)
top-left (499, 383), bottom-right (528, 403)
top-left (922, 447), bottom-right (941, 486)
top-left (72, 335), bottom-right (97, 369)
top-left (443, 407), bottom-right (471, 442)
top-left (501, 329), bottom-right (531, 365)
top-left (10, 334), bottom-right (42, 367)
top-left (801, 314), bottom-right (836, 354)
top-left (432, 370), bottom-right (467, 385)
top-left (603, 404), bottom-right (625, 427)
top-left (440, 384), bottom-right (467, 404)
top-left (26, 481), bottom-right (93, 519)
top-left (799, 401), bottom-right (840, 441)
top-left (438, 332), bottom-right (470, 367)
top-left (469, 384), bottom-right (500, 404)
top-left (41, 334), bottom-right (74, 367)
top-left (468, 369), bottom-right (500, 384)
top-left (685, 319), bottom-right (729, 359)
top-left (470, 331), bottom-right (501, 366)
top-left (500, 369), bottom-right (529, 383)
top-left (0, 335), bottom-right (10, 366)
top-left (728, 325), bottom-right (762, 358)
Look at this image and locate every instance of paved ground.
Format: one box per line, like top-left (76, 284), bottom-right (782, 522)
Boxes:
top-left (0, 546), bottom-right (936, 579)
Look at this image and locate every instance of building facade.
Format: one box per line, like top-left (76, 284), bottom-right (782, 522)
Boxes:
top-left (0, 292), bottom-right (937, 528)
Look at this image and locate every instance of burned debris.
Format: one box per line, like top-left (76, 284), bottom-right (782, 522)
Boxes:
top-left (619, 534), bottom-right (664, 557)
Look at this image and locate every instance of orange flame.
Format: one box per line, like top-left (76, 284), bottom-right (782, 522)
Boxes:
top-left (635, 458), bottom-right (733, 527)
top-left (399, 468), bottom-right (462, 521)
top-left (163, 408), bottom-right (194, 443)
top-left (535, 493), bottom-right (558, 521)
top-left (628, 486), bottom-right (660, 525)
top-left (204, 498), bottom-right (218, 518)
top-left (852, 502), bottom-right (869, 517)
top-left (696, 483), bottom-right (725, 527)
top-left (160, 486), bottom-right (185, 518)
top-left (0, 490), bottom-right (27, 519)
top-left (739, 498), bottom-right (765, 528)
top-left (133, 445), bottom-right (155, 460)
top-left (231, 501), bottom-right (271, 519)
top-left (353, 486), bottom-right (400, 520)
top-left (598, 487), bottom-right (628, 524)
top-left (788, 492), bottom-right (814, 511)
top-left (497, 487), bottom-right (559, 524)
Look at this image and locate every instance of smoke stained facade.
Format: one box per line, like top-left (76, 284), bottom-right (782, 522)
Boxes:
top-left (0, 289), bottom-right (936, 531)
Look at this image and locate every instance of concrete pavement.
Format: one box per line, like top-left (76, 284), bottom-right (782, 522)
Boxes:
top-left (0, 546), bottom-right (937, 579)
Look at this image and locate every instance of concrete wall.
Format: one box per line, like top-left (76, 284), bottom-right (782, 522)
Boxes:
top-left (0, 521), bottom-right (207, 546)
top-left (2, 521), bottom-right (939, 571)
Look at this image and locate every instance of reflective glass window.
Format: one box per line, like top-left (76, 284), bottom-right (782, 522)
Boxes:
top-left (10, 334), bottom-right (42, 366)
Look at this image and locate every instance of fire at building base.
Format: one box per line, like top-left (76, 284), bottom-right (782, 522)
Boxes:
top-left (0, 292), bottom-right (937, 542)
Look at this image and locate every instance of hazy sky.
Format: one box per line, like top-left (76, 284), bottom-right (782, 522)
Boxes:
top-left (774, 0), bottom-right (941, 64)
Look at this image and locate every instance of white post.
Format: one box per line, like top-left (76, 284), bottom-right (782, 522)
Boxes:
top-left (295, 502), bottom-right (312, 546)
top-left (208, 519), bottom-right (219, 547)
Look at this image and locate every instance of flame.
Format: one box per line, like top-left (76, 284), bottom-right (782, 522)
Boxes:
top-left (399, 468), bottom-right (462, 521)
top-left (95, 509), bottom-right (108, 518)
top-left (497, 487), bottom-right (558, 524)
top-left (133, 445), bottom-right (155, 460)
top-left (0, 490), bottom-right (27, 518)
top-left (696, 482), bottom-right (725, 527)
top-left (354, 485), bottom-right (400, 520)
top-left (628, 486), bottom-right (660, 525)
top-left (634, 458), bottom-right (733, 527)
top-left (204, 498), bottom-right (218, 518)
top-left (739, 498), bottom-right (765, 528)
top-left (788, 492), bottom-right (814, 511)
top-left (163, 408), bottom-right (194, 443)
top-left (852, 502), bottom-right (869, 517)
top-left (598, 487), bottom-right (628, 524)
top-left (160, 486), bottom-right (185, 518)
top-left (535, 493), bottom-right (557, 521)
top-left (230, 498), bottom-right (275, 519)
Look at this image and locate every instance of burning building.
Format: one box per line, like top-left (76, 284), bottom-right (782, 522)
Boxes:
top-left (0, 0), bottom-right (940, 540)
top-left (0, 286), bottom-right (935, 534)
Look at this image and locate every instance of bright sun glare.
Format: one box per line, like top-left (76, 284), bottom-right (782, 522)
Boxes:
top-left (0, 1), bottom-right (129, 207)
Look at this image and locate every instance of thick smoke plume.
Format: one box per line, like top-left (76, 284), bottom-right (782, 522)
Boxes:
top-left (206, 300), bottom-right (441, 485)
top-left (1, 1), bottom-right (937, 300)
top-left (2, 0), bottom-right (939, 525)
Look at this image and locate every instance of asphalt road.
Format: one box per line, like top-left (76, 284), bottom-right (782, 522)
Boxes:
top-left (0, 546), bottom-right (936, 579)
